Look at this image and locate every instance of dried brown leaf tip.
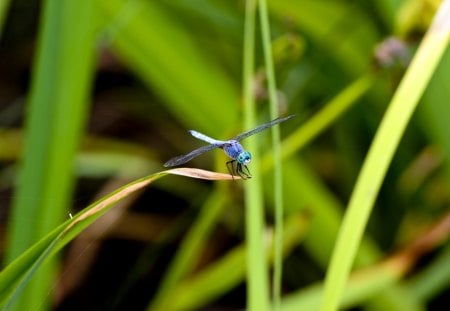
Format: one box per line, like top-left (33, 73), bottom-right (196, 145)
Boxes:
top-left (166, 168), bottom-right (241, 180)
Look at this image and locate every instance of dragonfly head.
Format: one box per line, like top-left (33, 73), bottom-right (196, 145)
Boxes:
top-left (237, 151), bottom-right (251, 165)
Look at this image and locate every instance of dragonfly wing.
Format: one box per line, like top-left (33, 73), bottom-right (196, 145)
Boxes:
top-left (233, 114), bottom-right (295, 141)
top-left (164, 143), bottom-right (221, 167)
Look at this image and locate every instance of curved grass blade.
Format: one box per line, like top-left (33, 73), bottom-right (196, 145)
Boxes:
top-left (319, 2), bottom-right (450, 311)
top-left (0, 168), bottom-right (237, 309)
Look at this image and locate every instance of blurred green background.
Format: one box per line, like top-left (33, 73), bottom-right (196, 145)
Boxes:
top-left (0, 0), bottom-right (449, 310)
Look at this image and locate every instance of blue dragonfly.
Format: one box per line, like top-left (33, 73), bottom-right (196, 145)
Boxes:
top-left (164, 114), bottom-right (295, 179)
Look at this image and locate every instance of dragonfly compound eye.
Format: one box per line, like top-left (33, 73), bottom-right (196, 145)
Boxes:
top-left (238, 151), bottom-right (252, 165)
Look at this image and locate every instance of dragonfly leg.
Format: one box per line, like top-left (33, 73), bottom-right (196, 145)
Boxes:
top-left (226, 160), bottom-right (236, 180)
top-left (236, 163), bottom-right (252, 179)
top-left (243, 165), bottom-right (252, 179)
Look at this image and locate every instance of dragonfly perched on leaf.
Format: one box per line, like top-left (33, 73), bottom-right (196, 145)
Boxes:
top-left (164, 114), bottom-right (295, 179)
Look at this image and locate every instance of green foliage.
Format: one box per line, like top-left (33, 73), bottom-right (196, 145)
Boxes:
top-left (5, 1), bottom-right (96, 310)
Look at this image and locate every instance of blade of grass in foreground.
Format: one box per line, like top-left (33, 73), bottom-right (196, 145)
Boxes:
top-left (242, 0), bottom-right (270, 310)
top-left (0, 168), bottom-right (237, 310)
top-left (258, 0), bottom-right (285, 308)
top-left (5, 1), bottom-right (96, 310)
top-left (319, 2), bottom-right (450, 311)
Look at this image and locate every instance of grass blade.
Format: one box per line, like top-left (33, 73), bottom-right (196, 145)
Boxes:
top-left (243, 1), bottom-right (270, 310)
top-left (258, 0), bottom-right (285, 308)
top-left (319, 2), bottom-right (450, 310)
top-left (4, 1), bottom-right (96, 310)
top-left (0, 168), bottom-right (237, 309)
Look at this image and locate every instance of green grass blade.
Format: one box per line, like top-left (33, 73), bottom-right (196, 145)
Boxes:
top-left (0, 168), bottom-right (236, 309)
top-left (258, 0), bottom-right (284, 308)
top-left (319, 3), bottom-right (450, 311)
top-left (4, 1), bottom-right (97, 310)
top-left (243, 1), bottom-right (270, 310)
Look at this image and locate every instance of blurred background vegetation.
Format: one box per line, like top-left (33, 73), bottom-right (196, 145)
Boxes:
top-left (0, 0), bottom-right (449, 310)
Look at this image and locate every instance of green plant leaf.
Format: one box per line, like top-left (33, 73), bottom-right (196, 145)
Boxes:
top-left (0, 168), bottom-right (238, 309)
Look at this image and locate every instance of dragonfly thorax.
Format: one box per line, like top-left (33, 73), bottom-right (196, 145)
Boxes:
top-left (237, 151), bottom-right (251, 165)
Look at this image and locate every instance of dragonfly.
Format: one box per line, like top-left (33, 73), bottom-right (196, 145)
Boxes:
top-left (164, 114), bottom-right (295, 179)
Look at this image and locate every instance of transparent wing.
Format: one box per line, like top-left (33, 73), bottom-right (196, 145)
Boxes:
top-left (164, 143), bottom-right (221, 167)
top-left (233, 114), bottom-right (295, 141)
